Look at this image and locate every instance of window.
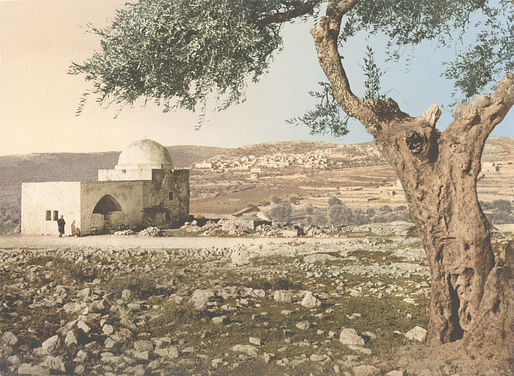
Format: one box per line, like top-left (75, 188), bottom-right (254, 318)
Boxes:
top-left (53, 210), bottom-right (59, 220)
top-left (169, 192), bottom-right (174, 200)
top-left (46, 210), bottom-right (51, 221)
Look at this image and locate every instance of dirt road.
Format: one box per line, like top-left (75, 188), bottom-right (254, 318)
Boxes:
top-left (0, 234), bottom-right (349, 250)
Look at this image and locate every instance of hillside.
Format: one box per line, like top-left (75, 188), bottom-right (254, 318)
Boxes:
top-left (0, 137), bottom-right (512, 233)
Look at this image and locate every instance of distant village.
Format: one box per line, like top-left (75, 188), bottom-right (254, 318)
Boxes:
top-left (193, 143), bottom-right (385, 175)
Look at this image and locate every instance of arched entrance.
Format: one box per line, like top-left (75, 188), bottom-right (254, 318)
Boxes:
top-left (92, 194), bottom-right (123, 233)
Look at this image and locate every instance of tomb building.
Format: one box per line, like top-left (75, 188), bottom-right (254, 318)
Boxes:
top-left (21, 139), bottom-right (189, 235)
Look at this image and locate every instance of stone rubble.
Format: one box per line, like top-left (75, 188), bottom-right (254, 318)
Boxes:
top-left (0, 220), bottom-right (506, 375)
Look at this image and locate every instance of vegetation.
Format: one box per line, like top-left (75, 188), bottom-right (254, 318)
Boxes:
top-left (71, 0), bottom-right (513, 363)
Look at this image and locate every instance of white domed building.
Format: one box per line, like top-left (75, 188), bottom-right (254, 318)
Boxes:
top-left (21, 139), bottom-right (190, 235)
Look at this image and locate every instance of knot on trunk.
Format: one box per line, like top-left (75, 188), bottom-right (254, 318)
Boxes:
top-left (404, 129), bottom-right (428, 155)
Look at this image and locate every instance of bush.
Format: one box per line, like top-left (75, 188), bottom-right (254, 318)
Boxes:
top-left (380, 205), bottom-right (393, 213)
top-left (271, 196), bottom-right (282, 204)
top-left (328, 204), bottom-right (353, 226)
top-left (328, 196), bottom-right (342, 207)
top-left (491, 199), bottom-right (511, 212)
top-left (269, 203), bottom-right (292, 223)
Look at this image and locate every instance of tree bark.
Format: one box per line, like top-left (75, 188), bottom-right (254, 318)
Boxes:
top-left (312, 0), bottom-right (514, 362)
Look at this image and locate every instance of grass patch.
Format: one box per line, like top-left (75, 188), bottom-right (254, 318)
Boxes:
top-left (104, 272), bottom-right (162, 299)
top-left (26, 255), bottom-right (100, 283)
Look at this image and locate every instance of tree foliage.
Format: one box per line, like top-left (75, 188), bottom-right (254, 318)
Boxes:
top-left (71, 0), bottom-right (512, 139)
top-left (70, 0), bottom-right (319, 114)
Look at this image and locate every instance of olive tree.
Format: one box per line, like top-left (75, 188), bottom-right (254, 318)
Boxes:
top-left (71, 0), bottom-right (513, 364)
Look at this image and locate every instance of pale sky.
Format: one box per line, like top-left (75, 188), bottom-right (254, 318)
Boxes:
top-left (0, 0), bottom-right (512, 155)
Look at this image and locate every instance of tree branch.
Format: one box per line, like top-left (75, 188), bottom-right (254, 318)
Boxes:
top-left (256, 0), bottom-right (321, 28)
top-left (310, 0), bottom-right (410, 136)
top-left (444, 73), bottom-right (514, 145)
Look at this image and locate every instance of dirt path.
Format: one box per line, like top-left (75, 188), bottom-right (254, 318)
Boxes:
top-left (0, 234), bottom-right (349, 250)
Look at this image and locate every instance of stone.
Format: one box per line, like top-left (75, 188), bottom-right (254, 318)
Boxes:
top-left (77, 287), bottom-right (91, 298)
top-left (385, 370), bottom-right (406, 376)
top-left (154, 346), bottom-right (179, 359)
top-left (211, 358), bottom-right (223, 369)
top-left (127, 302), bottom-right (141, 311)
top-left (353, 365), bottom-right (381, 376)
top-left (40, 356), bottom-right (66, 372)
top-left (1, 331), bottom-right (18, 346)
top-left (190, 289), bottom-right (214, 310)
top-left (273, 290), bottom-right (293, 303)
top-left (63, 302), bottom-right (83, 313)
top-left (310, 354), bottom-right (326, 361)
top-left (405, 326), bottom-right (427, 342)
top-left (339, 328), bottom-right (365, 346)
top-left (104, 338), bottom-right (116, 349)
top-left (348, 345), bottom-right (372, 355)
top-left (132, 350), bottom-right (149, 360)
top-left (74, 364), bottom-right (85, 375)
top-left (7, 354), bottom-right (20, 365)
top-left (76, 350), bottom-right (88, 360)
top-left (231, 344), bottom-right (258, 358)
top-left (301, 291), bottom-right (321, 308)
top-left (211, 316), bottom-right (227, 325)
top-left (134, 339), bottom-right (153, 352)
top-left (41, 335), bottom-right (59, 354)
top-left (121, 289), bottom-right (132, 300)
top-left (17, 363), bottom-right (49, 376)
top-left (64, 330), bottom-right (77, 347)
top-left (296, 320), bottom-right (311, 330)
top-left (249, 337), bottom-right (261, 346)
top-left (102, 324), bottom-right (114, 336)
top-left (77, 320), bottom-right (90, 334)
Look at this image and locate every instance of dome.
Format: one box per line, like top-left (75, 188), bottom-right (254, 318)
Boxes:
top-left (117, 139), bottom-right (174, 169)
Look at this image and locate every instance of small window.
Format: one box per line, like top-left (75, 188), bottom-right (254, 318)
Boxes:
top-left (46, 210), bottom-right (51, 221)
top-left (169, 192), bottom-right (174, 200)
top-left (53, 210), bottom-right (59, 221)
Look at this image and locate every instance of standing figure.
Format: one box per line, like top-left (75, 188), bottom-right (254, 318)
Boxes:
top-left (57, 215), bottom-right (66, 237)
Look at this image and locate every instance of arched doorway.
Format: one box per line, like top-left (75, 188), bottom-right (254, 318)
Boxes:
top-left (92, 194), bottom-right (123, 233)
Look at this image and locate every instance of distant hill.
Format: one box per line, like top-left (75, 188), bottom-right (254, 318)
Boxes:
top-left (0, 137), bottom-right (512, 233)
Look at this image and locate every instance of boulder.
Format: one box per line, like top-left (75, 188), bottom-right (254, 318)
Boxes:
top-left (339, 328), bottom-right (365, 346)
top-left (190, 289), bottom-right (215, 310)
top-left (301, 291), bottom-right (321, 308)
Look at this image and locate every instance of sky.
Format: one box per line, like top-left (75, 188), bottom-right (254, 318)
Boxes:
top-left (0, 0), bottom-right (512, 156)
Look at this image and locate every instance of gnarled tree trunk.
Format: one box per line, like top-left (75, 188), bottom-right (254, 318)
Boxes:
top-left (311, 0), bottom-right (514, 363)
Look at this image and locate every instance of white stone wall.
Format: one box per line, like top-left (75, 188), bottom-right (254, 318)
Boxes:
top-left (21, 182), bottom-right (81, 235)
top-left (98, 168), bottom-right (153, 181)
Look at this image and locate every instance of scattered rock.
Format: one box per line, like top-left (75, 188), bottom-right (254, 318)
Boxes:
top-left (232, 344), bottom-right (258, 358)
top-left (339, 328), bottom-right (365, 346)
top-left (40, 355), bottom-right (66, 372)
top-left (17, 363), bottom-right (49, 376)
top-left (134, 339), bottom-right (153, 352)
top-left (102, 324), bottom-right (114, 336)
top-left (404, 326), bottom-right (427, 342)
top-left (64, 330), bottom-right (77, 347)
top-left (41, 335), bottom-right (59, 354)
top-left (249, 337), bottom-right (261, 346)
top-left (273, 290), bottom-right (293, 303)
top-left (190, 289), bottom-right (214, 310)
top-left (154, 346), bottom-right (179, 359)
top-left (353, 364), bottom-right (381, 376)
top-left (301, 291), bottom-right (321, 308)
top-left (1, 331), bottom-right (18, 346)
top-left (296, 320), bottom-right (311, 330)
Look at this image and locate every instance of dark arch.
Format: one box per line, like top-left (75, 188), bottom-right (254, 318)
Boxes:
top-left (93, 194), bottom-right (122, 215)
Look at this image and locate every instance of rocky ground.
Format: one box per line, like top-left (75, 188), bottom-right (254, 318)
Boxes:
top-left (1, 222), bottom-right (512, 375)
